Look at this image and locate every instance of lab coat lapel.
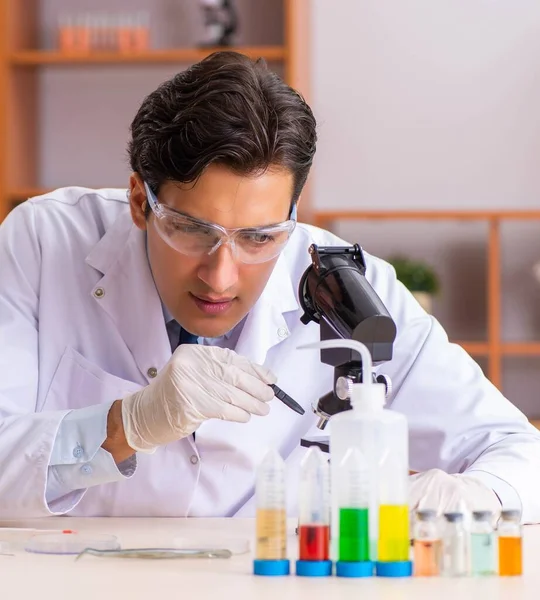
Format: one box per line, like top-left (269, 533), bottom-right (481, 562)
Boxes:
top-left (85, 212), bottom-right (171, 380)
top-left (234, 254), bottom-right (299, 365)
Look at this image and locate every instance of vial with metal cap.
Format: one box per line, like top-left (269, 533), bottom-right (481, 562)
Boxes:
top-left (253, 449), bottom-right (290, 576)
top-left (442, 512), bottom-right (469, 577)
top-left (413, 509), bottom-right (442, 576)
top-left (470, 510), bottom-right (496, 576)
top-left (498, 509), bottom-right (522, 576)
top-left (296, 446), bottom-right (332, 577)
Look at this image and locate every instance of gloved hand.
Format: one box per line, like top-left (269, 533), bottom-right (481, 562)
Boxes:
top-left (409, 469), bottom-right (501, 518)
top-left (121, 345), bottom-right (277, 452)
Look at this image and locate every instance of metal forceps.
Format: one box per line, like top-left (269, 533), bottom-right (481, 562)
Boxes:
top-left (76, 547), bottom-right (233, 560)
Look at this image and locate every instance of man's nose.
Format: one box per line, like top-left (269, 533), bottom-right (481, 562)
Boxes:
top-left (197, 243), bottom-right (239, 294)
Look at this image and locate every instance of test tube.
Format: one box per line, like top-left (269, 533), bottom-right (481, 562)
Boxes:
top-left (296, 446), bottom-right (332, 577)
top-left (376, 450), bottom-right (411, 577)
top-left (498, 509), bottom-right (522, 576)
top-left (470, 510), bottom-right (496, 576)
top-left (442, 512), bottom-right (469, 577)
top-left (253, 449), bottom-right (290, 576)
top-left (413, 509), bottom-right (442, 576)
top-left (335, 448), bottom-right (373, 577)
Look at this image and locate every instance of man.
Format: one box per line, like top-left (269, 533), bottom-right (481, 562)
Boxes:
top-left (1, 52), bottom-right (539, 520)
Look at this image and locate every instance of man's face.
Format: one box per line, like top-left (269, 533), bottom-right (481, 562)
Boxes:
top-left (129, 164), bottom-right (295, 338)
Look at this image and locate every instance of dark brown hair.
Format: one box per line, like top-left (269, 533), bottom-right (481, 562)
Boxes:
top-left (128, 51), bottom-right (317, 214)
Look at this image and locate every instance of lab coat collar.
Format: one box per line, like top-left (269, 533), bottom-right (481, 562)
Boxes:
top-left (85, 211), bottom-right (299, 374)
top-left (85, 212), bottom-right (172, 380)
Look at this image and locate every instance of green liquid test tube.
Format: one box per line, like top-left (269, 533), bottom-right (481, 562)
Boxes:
top-left (339, 507), bottom-right (370, 562)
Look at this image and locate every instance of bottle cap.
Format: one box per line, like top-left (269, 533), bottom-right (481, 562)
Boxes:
top-left (335, 560), bottom-right (374, 578)
top-left (443, 512), bottom-right (464, 523)
top-left (295, 559), bottom-right (333, 577)
top-left (501, 509), bottom-right (521, 521)
top-left (350, 382), bottom-right (385, 411)
top-left (472, 510), bottom-right (493, 521)
top-left (376, 560), bottom-right (413, 577)
top-left (253, 559), bottom-right (290, 576)
top-left (416, 509), bottom-right (437, 521)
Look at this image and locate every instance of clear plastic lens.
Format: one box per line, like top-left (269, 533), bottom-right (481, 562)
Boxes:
top-left (154, 212), bottom-right (294, 263)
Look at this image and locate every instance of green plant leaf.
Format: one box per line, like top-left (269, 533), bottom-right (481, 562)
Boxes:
top-left (387, 256), bottom-right (440, 294)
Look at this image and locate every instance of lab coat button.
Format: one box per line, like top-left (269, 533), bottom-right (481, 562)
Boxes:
top-left (73, 445), bottom-right (84, 459)
top-left (81, 464), bottom-right (93, 475)
top-left (190, 455), bottom-right (199, 465)
top-left (93, 287), bottom-right (105, 299)
top-left (147, 367), bottom-right (158, 379)
top-left (277, 327), bottom-right (289, 339)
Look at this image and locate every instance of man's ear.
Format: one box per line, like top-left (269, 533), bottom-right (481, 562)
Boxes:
top-left (129, 172), bottom-right (147, 230)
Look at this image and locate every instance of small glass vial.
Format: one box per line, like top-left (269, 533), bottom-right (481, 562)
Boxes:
top-left (498, 509), bottom-right (522, 576)
top-left (413, 509), bottom-right (442, 576)
top-left (253, 449), bottom-right (290, 576)
top-left (442, 512), bottom-right (469, 577)
top-left (471, 510), bottom-right (496, 575)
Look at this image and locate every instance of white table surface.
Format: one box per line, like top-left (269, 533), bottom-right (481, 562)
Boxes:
top-left (0, 518), bottom-right (535, 600)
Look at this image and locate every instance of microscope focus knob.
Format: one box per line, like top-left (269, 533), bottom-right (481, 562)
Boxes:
top-left (376, 373), bottom-right (393, 400)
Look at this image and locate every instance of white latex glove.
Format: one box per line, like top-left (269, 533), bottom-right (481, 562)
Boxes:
top-left (121, 345), bottom-right (277, 452)
top-left (409, 469), bottom-right (501, 519)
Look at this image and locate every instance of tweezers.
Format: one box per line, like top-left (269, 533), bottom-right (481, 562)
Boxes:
top-left (76, 548), bottom-right (232, 560)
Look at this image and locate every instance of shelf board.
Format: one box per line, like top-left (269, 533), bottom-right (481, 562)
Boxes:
top-left (502, 342), bottom-right (540, 356)
top-left (8, 188), bottom-right (50, 202)
top-left (314, 210), bottom-right (540, 225)
top-left (455, 341), bottom-right (489, 356)
top-left (9, 46), bottom-right (286, 66)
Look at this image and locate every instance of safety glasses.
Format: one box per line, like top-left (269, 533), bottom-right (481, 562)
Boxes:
top-left (143, 181), bottom-right (297, 264)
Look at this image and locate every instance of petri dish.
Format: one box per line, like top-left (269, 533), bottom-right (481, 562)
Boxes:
top-left (25, 531), bottom-right (120, 555)
top-left (173, 536), bottom-right (250, 556)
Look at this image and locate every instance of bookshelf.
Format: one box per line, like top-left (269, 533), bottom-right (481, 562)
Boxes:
top-left (314, 209), bottom-right (540, 391)
top-left (0, 0), bottom-right (310, 221)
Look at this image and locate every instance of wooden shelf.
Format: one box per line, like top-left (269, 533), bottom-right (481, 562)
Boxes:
top-left (314, 210), bottom-right (540, 226)
top-left (9, 46), bottom-right (287, 66)
top-left (502, 342), bottom-right (540, 356)
top-left (8, 187), bottom-right (50, 202)
top-left (455, 342), bottom-right (489, 356)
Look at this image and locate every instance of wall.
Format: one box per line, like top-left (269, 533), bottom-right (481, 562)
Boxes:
top-left (311, 0), bottom-right (540, 416)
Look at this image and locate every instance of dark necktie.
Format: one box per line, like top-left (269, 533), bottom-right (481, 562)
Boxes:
top-left (178, 327), bottom-right (199, 346)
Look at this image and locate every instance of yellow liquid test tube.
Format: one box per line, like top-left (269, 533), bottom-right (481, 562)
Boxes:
top-left (253, 449), bottom-right (290, 576)
top-left (378, 505), bottom-right (410, 562)
top-left (256, 508), bottom-right (287, 560)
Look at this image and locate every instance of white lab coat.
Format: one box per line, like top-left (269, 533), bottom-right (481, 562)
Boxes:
top-left (1, 187), bottom-right (540, 521)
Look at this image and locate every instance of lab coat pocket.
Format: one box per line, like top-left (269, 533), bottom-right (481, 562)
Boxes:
top-left (39, 346), bottom-right (142, 412)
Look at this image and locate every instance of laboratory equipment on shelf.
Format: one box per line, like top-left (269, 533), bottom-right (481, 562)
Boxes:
top-left (253, 449), bottom-right (290, 576)
top-left (296, 446), bottom-right (332, 577)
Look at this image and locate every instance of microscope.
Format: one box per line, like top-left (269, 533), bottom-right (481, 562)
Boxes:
top-left (299, 244), bottom-right (397, 452)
